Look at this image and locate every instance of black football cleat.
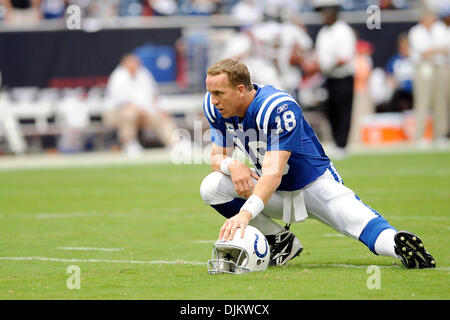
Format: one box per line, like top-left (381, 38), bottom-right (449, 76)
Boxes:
top-left (394, 231), bottom-right (436, 269)
top-left (266, 225), bottom-right (303, 266)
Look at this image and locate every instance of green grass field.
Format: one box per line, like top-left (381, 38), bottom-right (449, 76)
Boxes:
top-left (0, 151), bottom-right (449, 300)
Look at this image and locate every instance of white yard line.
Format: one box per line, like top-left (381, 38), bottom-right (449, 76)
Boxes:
top-left (2, 212), bottom-right (449, 222)
top-left (301, 263), bottom-right (450, 271)
top-left (34, 212), bottom-right (147, 219)
top-left (1, 256), bottom-right (448, 271)
top-left (0, 212), bottom-right (153, 219)
top-left (0, 256), bottom-right (205, 266)
top-left (322, 233), bottom-right (346, 238)
top-left (190, 240), bottom-right (216, 244)
top-left (57, 247), bottom-right (125, 252)
top-left (387, 215), bottom-right (449, 221)
top-left (35, 213), bottom-right (101, 219)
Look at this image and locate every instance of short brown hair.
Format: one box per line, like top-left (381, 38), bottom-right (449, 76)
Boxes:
top-left (207, 58), bottom-right (253, 91)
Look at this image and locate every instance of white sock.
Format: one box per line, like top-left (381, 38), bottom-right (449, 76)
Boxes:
top-left (374, 228), bottom-right (399, 259)
top-left (249, 213), bottom-right (284, 236)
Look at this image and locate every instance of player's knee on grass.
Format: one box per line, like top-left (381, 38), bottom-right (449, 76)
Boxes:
top-left (200, 172), bottom-right (246, 219)
top-left (200, 172), bottom-right (234, 205)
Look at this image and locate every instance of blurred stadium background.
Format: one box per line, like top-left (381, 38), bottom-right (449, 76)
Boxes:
top-left (0, 0), bottom-right (448, 163)
top-left (0, 0), bottom-right (449, 301)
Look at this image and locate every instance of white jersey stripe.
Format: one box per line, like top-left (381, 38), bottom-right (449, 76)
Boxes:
top-left (262, 96), bottom-right (297, 135)
top-left (256, 92), bottom-right (287, 131)
top-left (203, 93), bottom-right (214, 123)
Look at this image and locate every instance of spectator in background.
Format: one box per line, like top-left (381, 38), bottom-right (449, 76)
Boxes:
top-left (384, 33), bottom-right (414, 113)
top-left (117, 0), bottom-right (145, 17)
top-left (219, 24), bottom-right (284, 89)
top-left (86, 0), bottom-right (119, 18)
top-left (378, 0), bottom-right (396, 10)
top-left (231, 0), bottom-right (263, 25)
top-left (408, 9), bottom-right (448, 148)
top-left (315, 0), bottom-right (356, 158)
top-left (349, 38), bottom-right (374, 146)
top-left (224, 4), bottom-right (313, 97)
top-left (148, 0), bottom-right (178, 16)
top-left (105, 54), bottom-right (176, 156)
top-left (179, 0), bottom-right (220, 15)
top-left (40, 0), bottom-right (65, 19)
top-left (423, 0), bottom-right (450, 15)
top-left (441, 6), bottom-right (450, 144)
top-left (276, 13), bottom-right (314, 97)
top-left (2, 0), bottom-right (42, 26)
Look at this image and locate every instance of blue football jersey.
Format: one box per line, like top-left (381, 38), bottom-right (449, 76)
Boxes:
top-left (203, 84), bottom-right (330, 191)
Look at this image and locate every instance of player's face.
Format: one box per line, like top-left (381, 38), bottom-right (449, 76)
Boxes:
top-left (206, 73), bottom-right (244, 118)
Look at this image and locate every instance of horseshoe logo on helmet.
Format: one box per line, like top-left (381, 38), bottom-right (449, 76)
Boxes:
top-left (254, 234), bottom-right (268, 258)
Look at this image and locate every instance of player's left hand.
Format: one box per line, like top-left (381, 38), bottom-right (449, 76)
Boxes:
top-left (219, 210), bottom-right (252, 242)
top-left (229, 161), bottom-right (259, 199)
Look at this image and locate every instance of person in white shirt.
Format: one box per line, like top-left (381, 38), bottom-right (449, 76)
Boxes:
top-left (230, 0), bottom-right (263, 25)
top-left (277, 16), bottom-right (314, 96)
top-left (442, 7), bottom-right (450, 145)
top-left (2, 0), bottom-right (42, 26)
top-left (315, 2), bottom-right (356, 158)
top-left (105, 54), bottom-right (176, 155)
top-left (408, 9), bottom-right (449, 147)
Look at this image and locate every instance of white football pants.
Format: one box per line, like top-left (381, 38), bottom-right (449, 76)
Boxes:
top-left (200, 166), bottom-right (398, 258)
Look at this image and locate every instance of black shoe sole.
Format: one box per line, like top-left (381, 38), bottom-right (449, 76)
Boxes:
top-left (269, 236), bottom-right (303, 267)
top-left (269, 246), bottom-right (303, 267)
top-left (394, 231), bottom-right (436, 269)
top-left (283, 246), bottom-right (303, 266)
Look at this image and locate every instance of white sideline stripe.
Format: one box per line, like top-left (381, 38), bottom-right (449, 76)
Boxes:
top-left (57, 247), bottom-right (125, 252)
top-left (0, 149), bottom-right (174, 171)
top-left (0, 256), bottom-right (205, 266)
top-left (1, 256), bottom-right (448, 270)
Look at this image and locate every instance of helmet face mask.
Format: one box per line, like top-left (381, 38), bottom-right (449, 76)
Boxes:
top-left (208, 245), bottom-right (250, 274)
top-left (207, 226), bottom-right (269, 275)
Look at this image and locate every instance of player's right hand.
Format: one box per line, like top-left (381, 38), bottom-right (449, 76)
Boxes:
top-left (229, 161), bottom-right (259, 199)
top-left (218, 210), bottom-right (252, 241)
